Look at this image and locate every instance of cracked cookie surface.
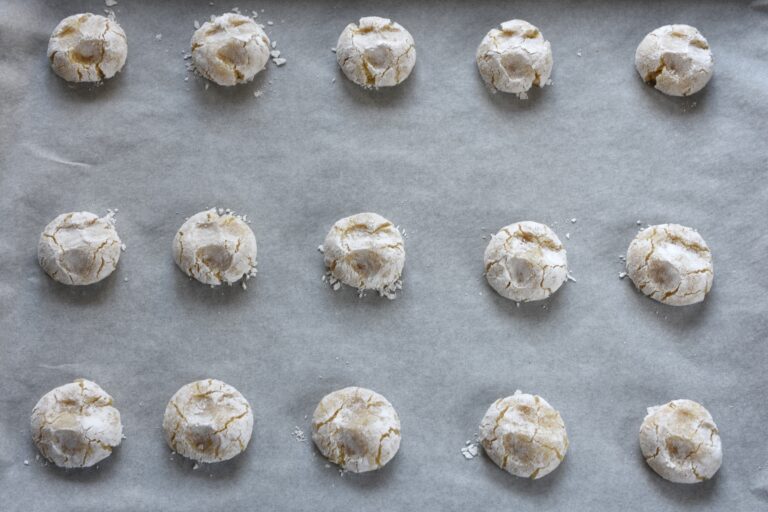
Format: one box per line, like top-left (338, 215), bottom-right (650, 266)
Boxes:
top-left (38, 211), bottom-right (122, 286)
top-left (635, 24), bottom-right (713, 97)
top-left (639, 399), bottom-right (722, 483)
top-left (163, 379), bottom-right (253, 463)
top-left (336, 16), bottom-right (416, 89)
top-left (476, 19), bottom-right (552, 96)
top-left (626, 223), bottom-right (713, 306)
top-left (312, 387), bottom-right (401, 473)
top-left (173, 208), bottom-right (257, 286)
top-left (48, 13), bottom-right (127, 83)
top-left (484, 221), bottom-right (567, 302)
top-left (191, 13), bottom-right (270, 86)
top-left (479, 390), bottom-right (568, 479)
top-left (323, 212), bottom-right (405, 298)
top-left (30, 379), bottom-right (123, 468)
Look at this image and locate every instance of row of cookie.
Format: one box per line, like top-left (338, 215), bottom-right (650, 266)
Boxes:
top-left (38, 210), bottom-right (714, 306)
top-left (31, 378), bottom-right (722, 484)
top-left (49, 12), bottom-right (713, 97)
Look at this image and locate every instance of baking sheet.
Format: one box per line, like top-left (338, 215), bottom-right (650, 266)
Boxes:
top-left (1, 0), bottom-right (767, 510)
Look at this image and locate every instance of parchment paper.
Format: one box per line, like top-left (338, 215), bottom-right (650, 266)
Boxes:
top-left (1, 1), bottom-right (767, 510)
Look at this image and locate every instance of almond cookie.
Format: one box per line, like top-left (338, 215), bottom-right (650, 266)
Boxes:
top-left (322, 212), bottom-right (404, 298)
top-left (191, 13), bottom-right (270, 86)
top-left (38, 211), bottom-right (122, 285)
top-left (336, 16), bottom-right (416, 88)
top-left (635, 25), bottom-right (713, 96)
top-left (479, 391), bottom-right (568, 479)
top-left (626, 224), bottom-right (713, 306)
top-left (31, 379), bottom-right (123, 468)
top-left (172, 208), bottom-right (257, 286)
top-left (48, 13), bottom-right (127, 83)
top-left (476, 20), bottom-right (552, 96)
top-left (639, 399), bottom-right (722, 483)
top-left (163, 379), bottom-right (254, 463)
top-left (484, 221), bottom-right (567, 302)
top-left (312, 387), bottom-right (401, 473)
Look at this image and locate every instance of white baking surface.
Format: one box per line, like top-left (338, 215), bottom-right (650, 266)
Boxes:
top-left (0, 1), bottom-right (767, 510)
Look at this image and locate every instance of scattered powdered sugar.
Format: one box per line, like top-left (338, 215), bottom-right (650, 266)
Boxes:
top-left (292, 426), bottom-right (306, 442)
top-left (461, 444), bottom-right (479, 459)
top-left (461, 435), bottom-right (481, 459)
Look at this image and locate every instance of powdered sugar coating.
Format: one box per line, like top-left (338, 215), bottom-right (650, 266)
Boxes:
top-left (635, 24), bottom-right (713, 96)
top-left (48, 13), bottom-right (127, 83)
top-left (484, 221), bottom-right (567, 302)
top-left (312, 387), bottom-right (401, 473)
top-left (476, 20), bottom-right (552, 95)
top-left (38, 211), bottom-right (122, 285)
top-left (336, 16), bottom-right (416, 88)
top-left (639, 399), bottom-right (722, 483)
top-left (163, 379), bottom-right (254, 463)
top-left (322, 212), bottom-right (405, 298)
top-left (191, 13), bottom-right (270, 86)
top-left (172, 209), bottom-right (257, 286)
top-left (626, 224), bottom-right (713, 306)
top-left (31, 379), bottom-right (123, 468)
top-left (479, 391), bottom-right (568, 479)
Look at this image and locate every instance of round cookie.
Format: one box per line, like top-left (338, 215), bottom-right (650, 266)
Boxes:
top-left (38, 211), bottom-right (122, 286)
top-left (484, 221), bottom-right (567, 302)
top-left (476, 20), bottom-right (552, 96)
top-left (635, 24), bottom-right (713, 97)
top-left (336, 16), bottom-right (416, 89)
top-left (626, 224), bottom-right (713, 306)
top-left (191, 13), bottom-right (270, 86)
top-left (322, 212), bottom-right (405, 298)
top-left (479, 391), bottom-right (568, 479)
top-left (639, 399), bottom-right (722, 483)
top-left (30, 379), bottom-right (123, 468)
top-left (48, 13), bottom-right (127, 83)
top-left (312, 387), bottom-right (401, 473)
top-left (163, 379), bottom-right (253, 463)
top-left (172, 208), bottom-right (257, 286)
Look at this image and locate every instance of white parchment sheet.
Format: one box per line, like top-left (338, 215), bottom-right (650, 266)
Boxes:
top-left (0, 1), bottom-right (767, 510)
